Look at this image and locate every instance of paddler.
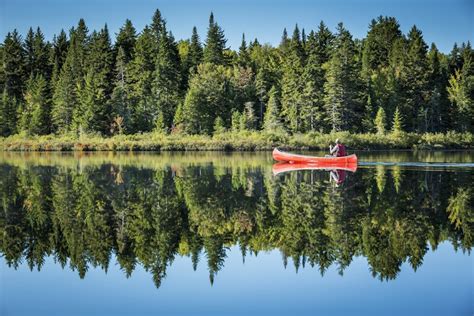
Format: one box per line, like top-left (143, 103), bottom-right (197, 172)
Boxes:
top-left (329, 139), bottom-right (347, 157)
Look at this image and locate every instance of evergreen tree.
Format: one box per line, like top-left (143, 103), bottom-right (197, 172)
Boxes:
top-left (127, 26), bottom-right (155, 132)
top-left (203, 13), bottom-right (227, 65)
top-left (237, 34), bottom-right (251, 68)
top-left (0, 88), bottom-right (19, 136)
top-left (18, 74), bottom-right (50, 135)
top-left (427, 43), bottom-right (450, 132)
top-left (109, 47), bottom-right (131, 134)
top-left (115, 19), bottom-right (137, 63)
top-left (391, 106), bottom-right (404, 134)
top-left (213, 116), bottom-right (226, 134)
top-left (24, 27), bottom-right (51, 79)
top-left (1, 30), bottom-right (26, 101)
top-left (152, 24), bottom-right (182, 132)
top-left (73, 25), bottom-right (113, 134)
top-left (323, 23), bottom-right (362, 132)
top-left (0, 30), bottom-right (26, 135)
top-left (447, 43), bottom-right (473, 132)
top-left (281, 25), bottom-right (305, 132)
top-left (263, 86), bottom-right (283, 132)
top-left (300, 24), bottom-right (333, 132)
top-left (51, 19), bottom-right (89, 133)
top-left (188, 26), bottom-right (203, 71)
top-left (403, 25), bottom-right (429, 132)
top-left (50, 30), bottom-right (69, 87)
top-left (374, 106), bottom-right (386, 135)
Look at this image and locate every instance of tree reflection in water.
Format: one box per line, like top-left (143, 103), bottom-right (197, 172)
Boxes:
top-left (0, 153), bottom-right (472, 288)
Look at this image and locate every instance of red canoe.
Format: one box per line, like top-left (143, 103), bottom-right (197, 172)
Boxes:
top-left (273, 162), bottom-right (358, 175)
top-left (272, 148), bottom-right (358, 166)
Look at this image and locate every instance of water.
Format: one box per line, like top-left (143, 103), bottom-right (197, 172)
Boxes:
top-left (1, 151), bottom-right (473, 316)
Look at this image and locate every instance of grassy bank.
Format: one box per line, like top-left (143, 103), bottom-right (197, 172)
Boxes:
top-left (0, 131), bottom-right (472, 151)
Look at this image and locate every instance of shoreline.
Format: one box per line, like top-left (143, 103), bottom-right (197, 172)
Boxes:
top-left (0, 131), bottom-right (472, 152)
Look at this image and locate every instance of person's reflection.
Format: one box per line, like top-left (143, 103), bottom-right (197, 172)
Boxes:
top-left (329, 169), bottom-right (346, 187)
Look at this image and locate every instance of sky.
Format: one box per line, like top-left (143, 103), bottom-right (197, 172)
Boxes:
top-left (0, 0), bottom-right (472, 53)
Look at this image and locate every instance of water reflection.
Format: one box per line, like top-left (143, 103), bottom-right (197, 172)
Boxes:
top-left (0, 152), bottom-right (472, 288)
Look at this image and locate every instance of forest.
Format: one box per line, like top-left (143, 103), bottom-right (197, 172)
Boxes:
top-left (0, 153), bottom-right (472, 287)
top-left (0, 10), bottom-right (473, 145)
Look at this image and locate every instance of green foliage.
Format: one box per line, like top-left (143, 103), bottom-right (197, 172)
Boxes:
top-left (323, 23), bottom-right (361, 132)
top-left (203, 13), bottom-right (227, 65)
top-left (213, 116), bottom-right (226, 135)
top-left (0, 153), bottom-right (472, 286)
top-left (18, 74), bottom-right (50, 135)
top-left (263, 86), bottom-right (283, 132)
top-left (391, 106), bottom-right (404, 135)
top-left (0, 12), bottom-right (472, 139)
top-left (374, 107), bottom-right (386, 135)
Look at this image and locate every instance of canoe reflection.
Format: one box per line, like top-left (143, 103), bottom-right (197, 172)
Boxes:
top-left (273, 162), bottom-right (358, 186)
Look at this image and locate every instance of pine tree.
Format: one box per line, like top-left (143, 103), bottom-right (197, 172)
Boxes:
top-left (18, 74), bottom-right (50, 135)
top-left (109, 47), bottom-right (131, 134)
top-left (73, 25), bottom-right (113, 134)
top-left (50, 30), bottom-right (69, 87)
top-left (2, 30), bottom-right (26, 101)
top-left (115, 19), bottom-right (136, 63)
top-left (237, 33), bottom-right (251, 68)
top-left (188, 26), bottom-right (203, 71)
top-left (24, 27), bottom-right (51, 79)
top-left (51, 19), bottom-right (89, 133)
top-left (299, 25), bottom-right (333, 132)
top-left (127, 26), bottom-right (155, 132)
top-left (404, 25), bottom-right (429, 132)
top-left (203, 12), bottom-right (227, 65)
top-left (263, 86), bottom-right (283, 132)
top-left (323, 23), bottom-right (362, 132)
top-left (281, 25), bottom-right (305, 132)
top-left (51, 56), bottom-right (76, 133)
top-left (447, 43), bottom-right (473, 132)
top-left (152, 24), bottom-right (181, 132)
top-left (391, 106), bottom-right (404, 134)
top-left (0, 31), bottom-right (26, 135)
top-left (213, 116), bottom-right (226, 134)
top-left (374, 107), bottom-right (386, 134)
top-left (0, 88), bottom-right (19, 136)
top-left (427, 43), bottom-right (450, 132)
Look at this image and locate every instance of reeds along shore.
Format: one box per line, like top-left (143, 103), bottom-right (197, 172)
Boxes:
top-left (0, 131), bottom-right (472, 151)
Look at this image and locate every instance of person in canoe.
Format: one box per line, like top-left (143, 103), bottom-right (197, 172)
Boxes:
top-left (329, 139), bottom-right (347, 157)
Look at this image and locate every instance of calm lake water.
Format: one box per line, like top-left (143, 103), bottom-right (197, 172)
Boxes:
top-left (1, 151), bottom-right (473, 316)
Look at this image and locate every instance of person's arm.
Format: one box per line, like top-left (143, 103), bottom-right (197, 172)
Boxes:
top-left (330, 145), bottom-right (338, 155)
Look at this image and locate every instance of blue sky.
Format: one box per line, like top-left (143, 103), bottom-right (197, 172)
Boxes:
top-left (0, 0), bottom-right (472, 53)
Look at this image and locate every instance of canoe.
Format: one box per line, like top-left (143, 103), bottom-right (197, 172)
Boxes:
top-left (273, 162), bottom-right (357, 175)
top-left (272, 148), bottom-right (358, 165)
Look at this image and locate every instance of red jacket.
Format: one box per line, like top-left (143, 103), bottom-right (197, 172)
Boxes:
top-left (336, 144), bottom-right (347, 157)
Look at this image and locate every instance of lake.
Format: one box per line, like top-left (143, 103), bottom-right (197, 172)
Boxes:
top-left (1, 151), bottom-right (473, 316)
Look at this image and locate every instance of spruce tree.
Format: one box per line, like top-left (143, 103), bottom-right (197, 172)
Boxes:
top-left (115, 19), bottom-right (136, 63)
top-left (374, 107), bottom-right (386, 134)
top-left (50, 30), bottom-right (69, 87)
top-left (281, 25), bottom-right (305, 132)
top-left (391, 106), bottom-right (404, 134)
top-left (203, 12), bottom-right (227, 65)
top-left (188, 26), bottom-right (203, 71)
top-left (300, 25), bottom-right (333, 132)
top-left (18, 74), bottom-right (50, 135)
top-left (323, 23), bottom-right (362, 132)
top-left (404, 25), bottom-right (429, 132)
top-left (263, 86), bottom-right (283, 132)
top-left (237, 33), bottom-right (251, 68)
top-left (109, 47), bottom-right (131, 134)
top-left (2, 30), bottom-right (26, 101)
top-left (127, 26), bottom-right (155, 132)
top-left (152, 24), bottom-right (181, 132)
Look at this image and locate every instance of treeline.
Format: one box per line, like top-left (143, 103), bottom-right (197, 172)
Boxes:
top-left (0, 10), bottom-right (473, 138)
top-left (1, 160), bottom-right (472, 287)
